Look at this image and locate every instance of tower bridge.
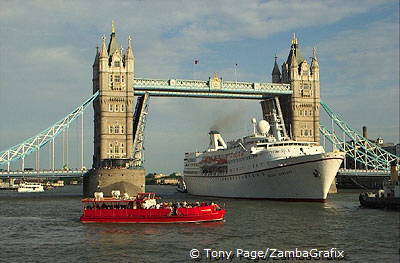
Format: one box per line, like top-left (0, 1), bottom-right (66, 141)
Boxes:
top-left (0, 24), bottom-right (398, 194)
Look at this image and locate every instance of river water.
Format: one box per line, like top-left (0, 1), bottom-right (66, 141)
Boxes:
top-left (0, 185), bottom-right (398, 262)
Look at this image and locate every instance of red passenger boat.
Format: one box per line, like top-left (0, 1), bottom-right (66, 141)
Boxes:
top-left (80, 192), bottom-right (226, 223)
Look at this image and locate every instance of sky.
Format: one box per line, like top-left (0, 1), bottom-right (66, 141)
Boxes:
top-left (0, 0), bottom-right (399, 174)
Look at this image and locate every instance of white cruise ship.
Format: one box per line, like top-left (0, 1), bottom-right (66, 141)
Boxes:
top-left (183, 101), bottom-right (344, 202)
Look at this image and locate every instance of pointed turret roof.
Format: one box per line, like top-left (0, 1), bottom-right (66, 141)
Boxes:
top-left (286, 33), bottom-right (306, 65)
top-left (126, 35), bottom-right (134, 59)
top-left (93, 46), bottom-right (99, 66)
top-left (288, 46), bottom-right (298, 69)
top-left (107, 21), bottom-right (120, 56)
top-left (311, 47), bottom-right (319, 67)
top-left (99, 35), bottom-right (108, 58)
top-left (272, 55), bottom-right (281, 75)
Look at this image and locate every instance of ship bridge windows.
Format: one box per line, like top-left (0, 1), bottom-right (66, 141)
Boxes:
top-left (270, 142), bottom-right (307, 147)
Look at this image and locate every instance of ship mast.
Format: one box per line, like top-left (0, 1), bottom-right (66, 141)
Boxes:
top-left (263, 97), bottom-right (289, 141)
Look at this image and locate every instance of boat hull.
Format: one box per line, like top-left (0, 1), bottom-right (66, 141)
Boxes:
top-left (359, 193), bottom-right (400, 211)
top-left (17, 186), bottom-right (44, 193)
top-left (185, 152), bottom-right (344, 202)
top-left (80, 206), bottom-right (226, 223)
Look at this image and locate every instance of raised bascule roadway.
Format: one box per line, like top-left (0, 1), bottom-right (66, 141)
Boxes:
top-left (0, 26), bottom-right (398, 190)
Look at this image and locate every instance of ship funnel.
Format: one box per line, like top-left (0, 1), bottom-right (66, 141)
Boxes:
top-left (208, 130), bottom-right (227, 151)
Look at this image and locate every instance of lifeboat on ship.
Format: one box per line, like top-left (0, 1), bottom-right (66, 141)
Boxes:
top-left (80, 192), bottom-right (226, 223)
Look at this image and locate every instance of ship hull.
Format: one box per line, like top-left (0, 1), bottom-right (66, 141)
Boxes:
top-left (185, 152), bottom-right (344, 202)
top-left (359, 194), bottom-right (400, 211)
top-left (80, 206), bottom-right (226, 223)
top-left (17, 189), bottom-right (44, 193)
top-left (80, 212), bottom-right (225, 223)
top-left (17, 186), bottom-right (44, 193)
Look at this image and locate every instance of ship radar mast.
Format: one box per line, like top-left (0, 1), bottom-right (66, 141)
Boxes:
top-left (262, 97), bottom-right (289, 141)
top-left (251, 118), bottom-right (257, 135)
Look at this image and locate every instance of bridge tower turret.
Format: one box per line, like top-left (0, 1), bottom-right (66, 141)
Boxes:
top-left (261, 34), bottom-right (320, 143)
top-left (84, 22), bottom-right (145, 198)
top-left (272, 55), bottom-right (281, 83)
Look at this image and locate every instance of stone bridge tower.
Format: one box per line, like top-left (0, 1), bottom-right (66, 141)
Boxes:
top-left (83, 22), bottom-right (145, 197)
top-left (261, 34), bottom-right (320, 143)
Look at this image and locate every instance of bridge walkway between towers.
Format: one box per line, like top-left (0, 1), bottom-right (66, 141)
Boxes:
top-left (133, 78), bottom-right (292, 99)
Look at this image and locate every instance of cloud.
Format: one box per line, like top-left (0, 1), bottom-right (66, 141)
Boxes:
top-left (311, 20), bottom-right (399, 142)
top-left (317, 21), bottom-right (399, 89)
